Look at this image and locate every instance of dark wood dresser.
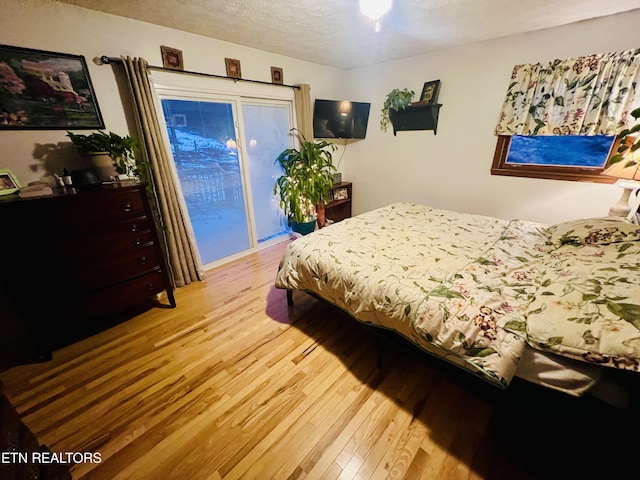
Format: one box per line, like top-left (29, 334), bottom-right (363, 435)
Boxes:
top-left (0, 182), bottom-right (175, 361)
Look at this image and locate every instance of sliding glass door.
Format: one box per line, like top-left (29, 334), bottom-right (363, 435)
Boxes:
top-left (162, 98), bottom-right (250, 264)
top-left (157, 88), bottom-right (293, 266)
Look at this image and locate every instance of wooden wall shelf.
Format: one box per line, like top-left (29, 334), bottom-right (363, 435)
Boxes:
top-left (389, 103), bottom-right (442, 135)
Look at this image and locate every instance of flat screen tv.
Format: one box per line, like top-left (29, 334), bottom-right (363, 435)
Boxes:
top-left (313, 99), bottom-right (371, 139)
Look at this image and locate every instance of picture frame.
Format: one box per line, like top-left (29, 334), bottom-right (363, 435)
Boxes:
top-left (0, 169), bottom-right (19, 195)
top-left (333, 187), bottom-right (348, 201)
top-left (420, 80), bottom-right (441, 104)
top-left (225, 58), bottom-right (242, 79)
top-left (160, 46), bottom-right (184, 70)
top-left (0, 44), bottom-right (104, 130)
top-left (271, 67), bottom-right (283, 85)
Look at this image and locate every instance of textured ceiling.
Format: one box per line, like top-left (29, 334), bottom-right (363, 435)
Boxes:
top-left (59, 0), bottom-right (640, 69)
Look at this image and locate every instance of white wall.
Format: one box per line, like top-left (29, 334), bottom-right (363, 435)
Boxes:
top-left (2, 1), bottom-right (639, 225)
top-left (342, 10), bottom-right (640, 223)
top-left (0, 0), bottom-right (344, 186)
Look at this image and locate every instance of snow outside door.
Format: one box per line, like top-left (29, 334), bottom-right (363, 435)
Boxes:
top-left (161, 97), bottom-right (291, 265)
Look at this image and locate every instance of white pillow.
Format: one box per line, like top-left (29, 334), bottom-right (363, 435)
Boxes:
top-left (547, 217), bottom-right (640, 246)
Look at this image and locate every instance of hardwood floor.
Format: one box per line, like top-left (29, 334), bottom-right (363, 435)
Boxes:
top-left (1, 240), bottom-right (638, 479)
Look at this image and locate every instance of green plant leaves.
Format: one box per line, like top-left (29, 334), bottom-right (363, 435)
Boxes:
top-left (67, 130), bottom-right (142, 178)
top-left (273, 132), bottom-right (336, 224)
top-left (380, 88), bottom-right (415, 132)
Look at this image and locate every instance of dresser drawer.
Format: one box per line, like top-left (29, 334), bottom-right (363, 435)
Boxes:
top-left (57, 220), bottom-right (156, 261)
top-left (63, 244), bottom-right (162, 291)
top-left (55, 189), bottom-right (148, 230)
top-left (71, 270), bottom-right (166, 319)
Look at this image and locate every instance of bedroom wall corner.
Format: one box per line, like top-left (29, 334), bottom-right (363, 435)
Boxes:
top-left (340, 9), bottom-right (640, 224)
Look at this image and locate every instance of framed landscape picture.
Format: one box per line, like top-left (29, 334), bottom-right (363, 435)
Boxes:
top-left (0, 44), bottom-right (104, 130)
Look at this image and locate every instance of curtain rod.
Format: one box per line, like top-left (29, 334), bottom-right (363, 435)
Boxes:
top-left (98, 55), bottom-right (300, 90)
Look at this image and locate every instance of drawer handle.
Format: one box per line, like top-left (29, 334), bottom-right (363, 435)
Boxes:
top-left (130, 224), bottom-right (139, 232)
top-left (145, 282), bottom-right (155, 291)
top-left (139, 256), bottom-right (148, 264)
top-left (122, 202), bottom-right (133, 212)
top-left (134, 237), bottom-right (142, 246)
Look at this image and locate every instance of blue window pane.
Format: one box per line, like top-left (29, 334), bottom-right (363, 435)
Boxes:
top-left (506, 135), bottom-right (614, 168)
top-left (162, 99), bottom-right (250, 265)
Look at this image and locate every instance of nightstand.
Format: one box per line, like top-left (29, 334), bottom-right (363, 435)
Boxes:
top-left (325, 182), bottom-right (352, 223)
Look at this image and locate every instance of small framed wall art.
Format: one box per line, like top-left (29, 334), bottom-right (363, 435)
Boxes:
top-left (0, 44), bottom-right (104, 130)
top-left (160, 46), bottom-right (184, 70)
top-left (225, 58), bottom-right (242, 79)
top-left (271, 67), bottom-right (283, 85)
top-left (0, 169), bottom-right (19, 195)
top-left (420, 80), bottom-right (441, 104)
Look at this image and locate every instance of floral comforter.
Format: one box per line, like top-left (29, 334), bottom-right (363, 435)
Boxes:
top-left (275, 203), bottom-right (640, 388)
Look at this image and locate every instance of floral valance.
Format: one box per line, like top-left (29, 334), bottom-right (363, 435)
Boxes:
top-left (495, 48), bottom-right (640, 136)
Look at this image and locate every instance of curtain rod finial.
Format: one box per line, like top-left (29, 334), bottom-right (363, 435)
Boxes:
top-left (94, 55), bottom-right (113, 65)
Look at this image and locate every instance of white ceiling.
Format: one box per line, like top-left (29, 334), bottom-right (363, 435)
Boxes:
top-left (60, 0), bottom-right (640, 69)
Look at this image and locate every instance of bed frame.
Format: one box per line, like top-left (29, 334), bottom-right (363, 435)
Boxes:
top-left (280, 195), bottom-right (640, 407)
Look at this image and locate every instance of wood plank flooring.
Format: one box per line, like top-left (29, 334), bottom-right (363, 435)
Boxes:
top-left (1, 240), bottom-right (638, 479)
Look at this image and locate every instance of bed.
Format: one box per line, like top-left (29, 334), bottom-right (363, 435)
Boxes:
top-left (275, 201), bottom-right (640, 402)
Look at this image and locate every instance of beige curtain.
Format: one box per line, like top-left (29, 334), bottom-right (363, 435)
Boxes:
top-left (120, 56), bottom-right (204, 287)
top-left (495, 48), bottom-right (640, 136)
top-left (294, 84), bottom-right (313, 140)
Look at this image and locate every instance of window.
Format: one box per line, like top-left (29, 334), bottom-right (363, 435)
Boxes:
top-left (491, 135), bottom-right (617, 183)
top-left (492, 49), bottom-right (640, 183)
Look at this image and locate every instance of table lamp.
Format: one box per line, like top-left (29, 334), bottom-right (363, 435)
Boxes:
top-left (601, 143), bottom-right (640, 217)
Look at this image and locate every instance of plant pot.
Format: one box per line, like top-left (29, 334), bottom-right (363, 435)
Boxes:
top-left (82, 152), bottom-right (118, 183)
top-left (316, 203), bottom-right (326, 228)
top-left (290, 217), bottom-right (317, 235)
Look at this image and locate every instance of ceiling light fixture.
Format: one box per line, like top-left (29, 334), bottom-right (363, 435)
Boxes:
top-left (359, 0), bottom-right (393, 32)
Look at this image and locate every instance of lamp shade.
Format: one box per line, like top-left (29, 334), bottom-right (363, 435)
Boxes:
top-left (602, 141), bottom-right (640, 216)
top-left (338, 101), bottom-right (352, 116)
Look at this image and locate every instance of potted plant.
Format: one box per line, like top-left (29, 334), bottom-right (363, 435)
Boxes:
top-left (274, 130), bottom-right (337, 234)
top-left (380, 88), bottom-right (415, 132)
top-left (67, 130), bottom-right (144, 183)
